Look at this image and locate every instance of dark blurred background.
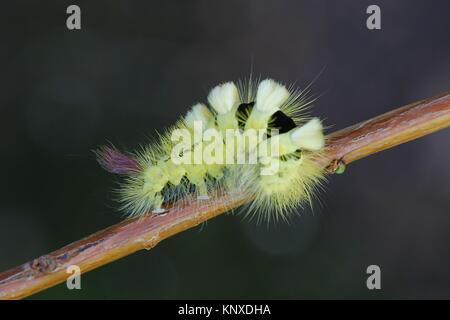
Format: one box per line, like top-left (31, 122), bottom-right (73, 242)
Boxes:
top-left (0, 0), bottom-right (449, 299)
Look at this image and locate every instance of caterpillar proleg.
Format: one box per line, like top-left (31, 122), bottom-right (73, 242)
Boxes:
top-left (97, 78), bottom-right (326, 222)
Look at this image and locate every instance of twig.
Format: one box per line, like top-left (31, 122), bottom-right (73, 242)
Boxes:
top-left (1, 90), bottom-right (449, 299)
top-left (323, 90), bottom-right (450, 169)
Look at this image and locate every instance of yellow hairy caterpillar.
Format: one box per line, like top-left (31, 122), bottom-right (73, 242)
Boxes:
top-left (97, 78), bottom-right (326, 222)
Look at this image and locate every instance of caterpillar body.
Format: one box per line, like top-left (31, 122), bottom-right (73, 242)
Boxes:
top-left (97, 78), bottom-right (326, 222)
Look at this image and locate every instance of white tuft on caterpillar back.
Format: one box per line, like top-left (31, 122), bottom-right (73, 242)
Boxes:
top-left (97, 78), bottom-right (326, 222)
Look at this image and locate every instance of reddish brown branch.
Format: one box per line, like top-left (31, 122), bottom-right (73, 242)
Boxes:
top-left (1, 90), bottom-right (449, 300)
top-left (322, 91), bottom-right (450, 170)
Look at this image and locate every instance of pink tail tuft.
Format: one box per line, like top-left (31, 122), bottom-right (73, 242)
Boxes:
top-left (95, 146), bottom-right (141, 175)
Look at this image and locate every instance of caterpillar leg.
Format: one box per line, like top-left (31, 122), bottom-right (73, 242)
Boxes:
top-left (151, 193), bottom-right (167, 214)
top-left (196, 182), bottom-right (209, 200)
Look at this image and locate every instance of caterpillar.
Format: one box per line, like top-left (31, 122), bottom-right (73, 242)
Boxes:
top-left (97, 78), bottom-right (326, 223)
